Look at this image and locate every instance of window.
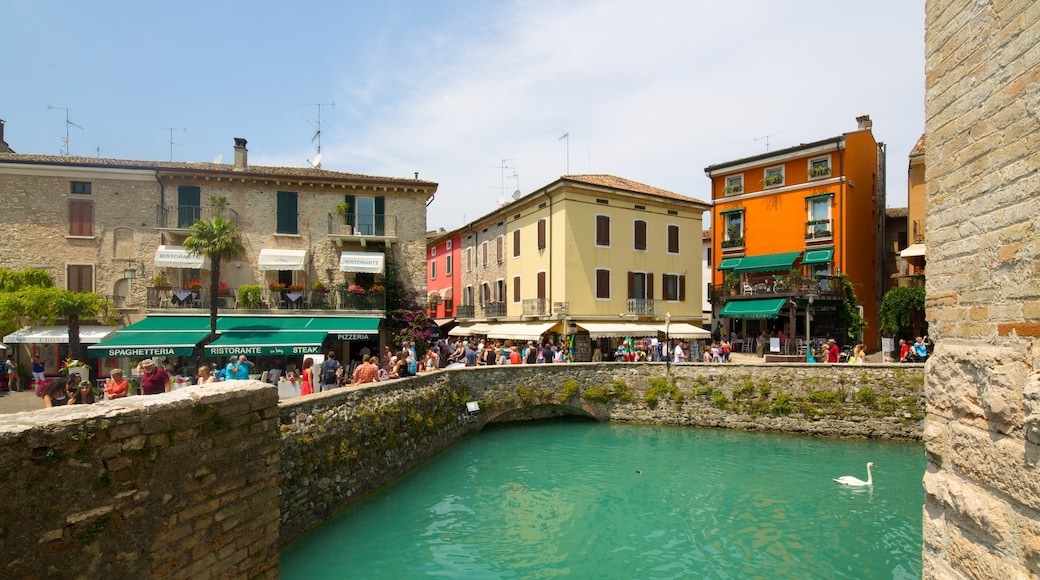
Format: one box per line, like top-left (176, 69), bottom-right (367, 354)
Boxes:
top-left (724, 175), bottom-right (743, 195)
top-left (764, 166), bottom-right (784, 187)
top-left (481, 242), bottom-right (489, 268)
top-left (177, 185), bottom-right (201, 228)
top-left (496, 236), bottom-right (504, 263)
top-left (67, 264), bottom-right (93, 292)
top-left (807, 196), bottom-right (832, 238)
top-left (595, 215), bottom-right (610, 247)
top-left (634, 220), bottom-right (647, 251)
top-left (430, 261), bottom-right (436, 280)
top-left (595, 269), bottom-right (610, 299)
top-left (662, 274), bottom-right (686, 301)
top-left (809, 156), bottom-right (832, 179)
top-left (537, 219), bottom-right (546, 250)
top-left (342, 194), bottom-right (385, 235)
top-left (69, 200), bottom-right (93, 236)
top-left (627, 272), bottom-right (652, 299)
top-left (537, 271), bottom-right (546, 299)
top-left (431, 247), bottom-right (437, 257)
top-left (481, 283), bottom-right (490, 305)
top-left (443, 298), bottom-right (453, 315)
top-left (513, 276), bottom-right (521, 302)
top-left (465, 248), bottom-right (472, 272)
top-left (495, 279), bottom-right (505, 302)
top-left (512, 229), bottom-right (521, 257)
top-left (667, 225), bottom-right (679, 254)
top-left (464, 285), bottom-right (473, 305)
top-left (276, 191), bottom-right (298, 234)
top-left (445, 239), bottom-right (452, 250)
top-left (722, 211), bottom-right (744, 248)
top-left (70, 181), bottom-right (92, 194)
top-left (445, 255), bottom-right (452, 275)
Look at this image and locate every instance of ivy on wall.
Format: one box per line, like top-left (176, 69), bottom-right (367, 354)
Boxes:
top-left (879, 286), bottom-right (926, 338)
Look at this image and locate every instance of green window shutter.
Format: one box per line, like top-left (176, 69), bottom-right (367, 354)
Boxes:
top-left (344, 194), bottom-right (356, 228)
top-left (277, 191), bottom-right (298, 234)
top-left (374, 196), bottom-right (385, 236)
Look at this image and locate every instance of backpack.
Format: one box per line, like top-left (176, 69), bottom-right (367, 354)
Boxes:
top-left (322, 361), bottom-right (338, 384)
top-left (407, 357), bottom-right (418, 375)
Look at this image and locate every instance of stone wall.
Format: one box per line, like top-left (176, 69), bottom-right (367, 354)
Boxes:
top-left (923, 1), bottom-right (1040, 578)
top-left (278, 362), bottom-right (923, 542)
top-left (0, 382), bottom-right (280, 579)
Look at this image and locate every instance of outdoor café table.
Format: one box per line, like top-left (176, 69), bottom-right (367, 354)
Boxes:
top-left (172, 290), bottom-right (196, 307)
top-left (284, 292), bottom-right (303, 308)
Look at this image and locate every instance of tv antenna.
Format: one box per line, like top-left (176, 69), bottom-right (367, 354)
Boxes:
top-left (48, 105), bottom-right (85, 155)
top-left (158, 127), bottom-right (186, 161)
top-left (302, 101), bottom-right (334, 168)
top-left (558, 132), bottom-right (570, 174)
top-left (488, 159), bottom-right (517, 206)
top-left (754, 132), bottom-right (783, 152)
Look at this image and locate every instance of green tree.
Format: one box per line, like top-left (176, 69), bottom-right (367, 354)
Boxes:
top-left (835, 274), bottom-right (866, 340)
top-left (383, 251), bottom-right (435, 354)
top-left (879, 286), bottom-right (926, 338)
top-left (183, 215), bottom-right (244, 339)
top-left (51, 290), bottom-right (111, 362)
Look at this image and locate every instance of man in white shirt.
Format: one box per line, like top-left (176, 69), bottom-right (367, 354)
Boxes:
top-left (673, 341), bottom-right (685, 363)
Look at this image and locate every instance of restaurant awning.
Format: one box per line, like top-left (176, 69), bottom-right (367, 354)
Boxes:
top-left (154, 245), bottom-right (209, 269)
top-left (657, 322), bottom-right (711, 338)
top-left (900, 244), bottom-right (926, 258)
top-left (448, 323), bottom-right (490, 337)
top-left (732, 252), bottom-right (803, 274)
top-left (441, 287), bottom-right (453, 300)
top-left (205, 331), bottom-right (329, 357)
top-left (432, 318), bottom-right (456, 328)
top-left (5, 326), bottom-right (115, 344)
top-left (258, 249), bottom-right (308, 271)
top-left (483, 321), bottom-right (559, 341)
top-left (573, 321), bottom-right (660, 338)
top-left (718, 297), bottom-right (789, 319)
top-left (801, 248), bottom-right (834, 265)
top-left (717, 257), bottom-right (743, 271)
top-left (339, 251), bottom-right (385, 273)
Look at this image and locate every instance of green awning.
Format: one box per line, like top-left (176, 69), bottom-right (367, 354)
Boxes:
top-left (732, 251), bottom-right (802, 274)
top-left (88, 316), bottom-right (210, 357)
top-left (204, 331), bottom-right (329, 357)
top-left (802, 247), bottom-right (834, 265)
top-left (718, 297), bottom-right (789, 319)
top-left (718, 257), bottom-right (743, 270)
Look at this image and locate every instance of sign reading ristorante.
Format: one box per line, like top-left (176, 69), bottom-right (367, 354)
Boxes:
top-left (205, 345), bottom-right (324, 356)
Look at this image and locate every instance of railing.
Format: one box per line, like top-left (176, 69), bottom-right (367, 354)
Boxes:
top-left (156, 205), bottom-right (239, 229)
top-left (144, 286), bottom-right (384, 311)
top-left (328, 213), bottom-right (398, 238)
top-left (522, 298), bottom-right (548, 316)
top-left (804, 219), bottom-right (833, 241)
top-left (712, 275), bottom-right (844, 303)
top-left (721, 237), bottom-right (744, 251)
top-left (456, 304), bottom-right (475, 318)
top-left (105, 294), bottom-right (127, 309)
top-left (627, 299), bottom-right (660, 316)
top-left (911, 219), bottom-right (925, 244)
top-left (484, 302), bottom-right (507, 317)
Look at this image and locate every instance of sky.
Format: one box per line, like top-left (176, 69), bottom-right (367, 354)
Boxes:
top-left (1, 0), bottom-right (925, 232)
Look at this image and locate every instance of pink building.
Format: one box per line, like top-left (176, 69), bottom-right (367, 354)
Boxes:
top-left (426, 230), bottom-right (461, 321)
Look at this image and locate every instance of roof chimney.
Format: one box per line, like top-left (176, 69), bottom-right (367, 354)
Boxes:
top-left (856, 115), bottom-right (872, 131)
top-left (0, 119), bottom-right (10, 153)
top-left (233, 138), bottom-right (248, 170)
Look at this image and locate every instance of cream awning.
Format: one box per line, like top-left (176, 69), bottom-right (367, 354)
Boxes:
top-left (483, 321), bottom-right (560, 341)
top-left (154, 245), bottom-right (209, 269)
top-left (339, 251), bottom-right (385, 274)
top-left (441, 287), bottom-right (453, 300)
top-left (574, 321), bottom-right (660, 338)
top-left (447, 323), bottom-right (490, 337)
top-left (4, 325), bottom-right (116, 344)
top-left (258, 249), bottom-right (308, 271)
top-left (900, 244), bottom-right (926, 258)
top-left (657, 322), bottom-right (711, 338)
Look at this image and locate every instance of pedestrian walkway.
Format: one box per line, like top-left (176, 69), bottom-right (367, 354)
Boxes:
top-left (0, 390), bottom-right (45, 415)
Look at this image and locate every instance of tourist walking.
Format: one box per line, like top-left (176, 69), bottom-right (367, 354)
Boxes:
top-left (5, 354), bottom-right (19, 392)
top-left (137, 358), bottom-right (171, 395)
top-left (300, 357), bottom-right (314, 395)
top-left (31, 354), bottom-right (45, 389)
top-left (827, 339), bottom-right (840, 363)
top-left (320, 351), bottom-right (342, 391)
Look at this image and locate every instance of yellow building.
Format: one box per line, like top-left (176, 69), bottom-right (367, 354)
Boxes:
top-left (448, 175), bottom-right (710, 359)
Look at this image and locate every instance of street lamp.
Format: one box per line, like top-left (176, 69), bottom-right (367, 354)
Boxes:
top-left (804, 293), bottom-right (818, 361)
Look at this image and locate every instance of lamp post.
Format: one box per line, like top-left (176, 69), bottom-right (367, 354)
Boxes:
top-left (805, 293), bottom-right (818, 361)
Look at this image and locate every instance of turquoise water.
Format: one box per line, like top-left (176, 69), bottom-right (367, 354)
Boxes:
top-left (282, 420), bottom-right (923, 579)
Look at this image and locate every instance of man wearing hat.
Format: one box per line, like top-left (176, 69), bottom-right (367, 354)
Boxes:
top-left (826, 339), bottom-right (840, 363)
top-left (136, 359), bottom-right (170, 395)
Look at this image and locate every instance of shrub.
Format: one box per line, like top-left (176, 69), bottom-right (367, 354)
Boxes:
top-left (561, 380), bottom-right (579, 400)
top-left (582, 385), bottom-right (612, 403)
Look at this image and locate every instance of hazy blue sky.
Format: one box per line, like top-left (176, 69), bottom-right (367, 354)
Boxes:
top-left (2, 0), bottom-right (924, 230)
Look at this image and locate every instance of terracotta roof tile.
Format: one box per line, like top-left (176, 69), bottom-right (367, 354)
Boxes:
top-left (886, 207), bottom-right (908, 218)
top-left (909, 134), bottom-right (925, 157)
top-left (561, 174), bottom-right (706, 205)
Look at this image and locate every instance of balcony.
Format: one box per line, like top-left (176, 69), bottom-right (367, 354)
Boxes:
top-left (522, 298), bottom-right (549, 316)
top-left (144, 285), bottom-right (385, 312)
top-left (156, 205), bottom-right (239, 230)
top-left (484, 302), bottom-right (507, 317)
top-left (721, 237), bottom-right (745, 254)
top-left (328, 213), bottom-right (398, 245)
top-left (627, 299), bottom-right (661, 317)
top-left (456, 304), bottom-right (475, 319)
top-left (713, 274), bottom-right (844, 305)
top-left (804, 219), bottom-right (833, 243)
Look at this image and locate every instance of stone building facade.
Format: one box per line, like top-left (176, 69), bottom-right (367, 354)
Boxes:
top-left (922, 1), bottom-right (1040, 578)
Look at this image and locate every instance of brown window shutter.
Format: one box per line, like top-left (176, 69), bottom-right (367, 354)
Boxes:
top-left (537, 220), bottom-right (546, 250)
top-left (513, 230), bottom-right (520, 257)
top-left (647, 273), bottom-right (654, 300)
top-left (634, 220), bottom-right (646, 250)
top-left (497, 237), bottom-right (503, 262)
top-left (537, 271), bottom-right (546, 299)
top-left (679, 275), bottom-right (686, 301)
top-left (627, 272), bottom-right (635, 299)
top-left (513, 276), bottom-right (520, 302)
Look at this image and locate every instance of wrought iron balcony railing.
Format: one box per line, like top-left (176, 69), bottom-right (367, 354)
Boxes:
top-left (156, 205), bottom-right (239, 229)
top-left (328, 213), bottom-right (398, 238)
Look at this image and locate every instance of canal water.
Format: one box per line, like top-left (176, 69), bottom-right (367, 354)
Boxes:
top-left (281, 419), bottom-right (923, 579)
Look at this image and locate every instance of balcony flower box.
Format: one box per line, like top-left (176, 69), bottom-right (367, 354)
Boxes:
top-left (368, 284), bottom-right (385, 295)
top-left (347, 284), bottom-right (367, 295)
top-left (183, 279), bottom-right (203, 291)
top-left (218, 282), bottom-right (232, 296)
top-left (268, 282), bottom-right (287, 292)
top-left (311, 281), bottom-right (327, 294)
top-left (288, 283), bottom-right (305, 292)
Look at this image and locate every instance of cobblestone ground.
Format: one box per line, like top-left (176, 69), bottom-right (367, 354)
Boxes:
top-left (0, 390), bottom-right (47, 415)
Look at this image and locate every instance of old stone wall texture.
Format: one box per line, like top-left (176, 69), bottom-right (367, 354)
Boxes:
top-left (278, 362), bottom-right (923, 543)
top-left (923, 0), bottom-right (1040, 578)
top-left (0, 382), bottom-right (280, 579)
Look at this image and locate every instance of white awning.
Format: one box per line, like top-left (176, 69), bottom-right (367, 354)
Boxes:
top-left (339, 251), bottom-right (385, 274)
top-left (441, 287), bottom-right (453, 300)
top-left (3, 326), bottom-right (116, 344)
top-left (154, 245), bottom-right (209, 269)
top-left (574, 321), bottom-right (660, 338)
top-left (258, 249), bottom-right (308, 271)
top-left (900, 244), bottom-right (926, 258)
top-left (657, 322), bottom-right (711, 339)
top-left (483, 321), bottom-right (560, 341)
top-left (447, 323), bottom-right (490, 337)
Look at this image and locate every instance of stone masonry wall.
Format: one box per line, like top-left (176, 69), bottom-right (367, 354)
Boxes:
top-left (0, 382), bottom-right (280, 579)
top-left (923, 1), bottom-right (1040, 578)
top-left (278, 362), bottom-right (923, 543)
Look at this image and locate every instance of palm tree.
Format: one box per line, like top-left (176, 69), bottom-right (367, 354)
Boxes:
top-left (52, 291), bottom-right (110, 362)
top-left (184, 215), bottom-right (244, 339)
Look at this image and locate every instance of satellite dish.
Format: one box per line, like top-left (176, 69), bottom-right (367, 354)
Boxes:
top-left (309, 153), bottom-right (322, 168)
top-left (512, 189), bottom-right (521, 200)
top-left (213, 154), bottom-right (223, 164)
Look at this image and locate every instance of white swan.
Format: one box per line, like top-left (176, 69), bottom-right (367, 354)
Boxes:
top-left (833, 462), bottom-right (877, 486)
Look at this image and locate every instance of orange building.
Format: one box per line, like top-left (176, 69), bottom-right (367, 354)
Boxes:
top-left (704, 116), bottom-right (886, 352)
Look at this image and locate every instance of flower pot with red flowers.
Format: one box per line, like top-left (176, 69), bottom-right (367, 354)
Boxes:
top-left (183, 279), bottom-right (203, 292)
top-left (368, 284), bottom-right (385, 295)
top-left (347, 284), bottom-right (367, 295)
top-left (289, 283), bottom-right (306, 292)
top-left (268, 282), bottom-right (287, 293)
top-left (218, 282), bottom-right (232, 296)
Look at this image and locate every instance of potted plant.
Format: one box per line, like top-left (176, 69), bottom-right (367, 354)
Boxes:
top-left (289, 283), bottom-right (305, 292)
top-left (183, 278), bottom-right (202, 291)
top-left (347, 284), bottom-right (367, 295)
top-left (268, 282), bottom-right (287, 292)
top-left (152, 272), bottom-right (171, 289)
top-left (368, 283), bottom-right (385, 295)
top-left (724, 183), bottom-right (742, 194)
top-left (809, 165), bottom-right (830, 178)
top-left (724, 272), bottom-right (740, 295)
top-left (237, 284), bottom-right (263, 308)
top-left (218, 281), bottom-right (232, 296)
top-left (764, 174), bottom-right (783, 186)
top-left (60, 358), bottom-right (91, 383)
top-left (311, 280), bottom-right (327, 294)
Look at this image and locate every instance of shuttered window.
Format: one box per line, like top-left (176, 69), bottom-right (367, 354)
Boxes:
top-left (513, 276), bottom-right (521, 302)
top-left (667, 225), bottom-right (679, 254)
top-left (276, 191), bottom-right (298, 234)
top-left (537, 219), bottom-right (546, 250)
top-left (481, 242), bottom-right (488, 267)
top-left (537, 271), bottom-right (546, 299)
top-left (67, 264), bottom-right (93, 292)
top-left (496, 236), bottom-right (504, 263)
top-left (634, 220), bottom-right (647, 250)
top-left (596, 269), bottom-right (610, 299)
top-left (513, 229), bottom-right (521, 257)
top-left (663, 274), bottom-right (687, 301)
top-left (596, 215), bottom-right (610, 247)
top-left (69, 200), bottom-right (93, 236)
